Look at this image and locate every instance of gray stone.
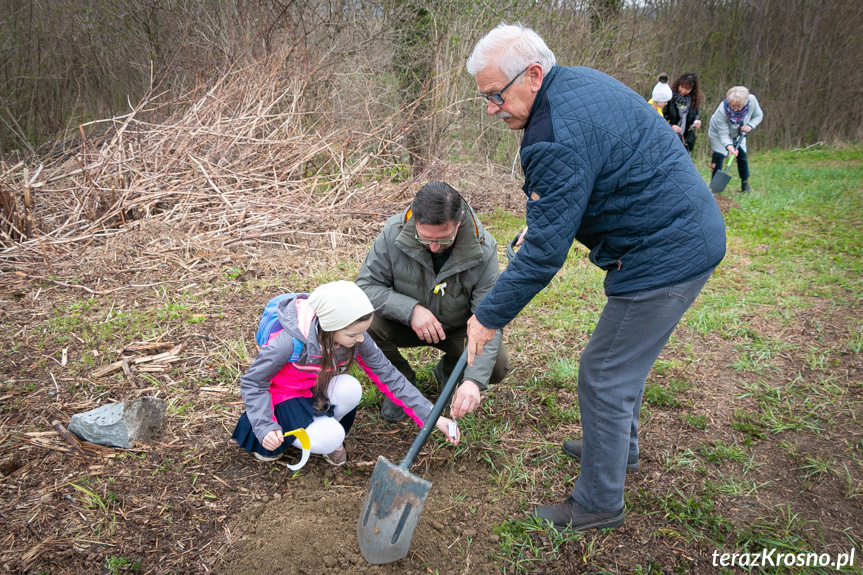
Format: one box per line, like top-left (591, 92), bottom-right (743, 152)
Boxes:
top-left (68, 397), bottom-right (167, 448)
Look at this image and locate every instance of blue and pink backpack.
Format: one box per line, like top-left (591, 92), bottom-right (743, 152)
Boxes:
top-left (255, 293), bottom-right (305, 362)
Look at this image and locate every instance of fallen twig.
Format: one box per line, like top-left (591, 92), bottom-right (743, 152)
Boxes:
top-left (13, 271), bottom-right (106, 295)
top-left (51, 420), bottom-right (86, 454)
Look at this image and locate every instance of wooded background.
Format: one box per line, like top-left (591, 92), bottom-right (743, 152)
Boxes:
top-left (2, 0), bottom-right (861, 167)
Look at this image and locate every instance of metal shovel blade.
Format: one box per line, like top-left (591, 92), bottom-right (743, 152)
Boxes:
top-left (357, 349), bottom-right (469, 564)
top-left (357, 456), bottom-right (431, 564)
top-left (709, 169), bottom-right (732, 194)
top-left (711, 133), bottom-right (744, 195)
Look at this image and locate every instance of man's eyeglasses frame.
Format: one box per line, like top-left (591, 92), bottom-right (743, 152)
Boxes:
top-left (414, 223), bottom-right (460, 246)
top-left (479, 63), bottom-right (536, 105)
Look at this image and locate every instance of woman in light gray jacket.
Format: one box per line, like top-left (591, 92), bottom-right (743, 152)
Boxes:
top-left (709, 86), bottom-right (764, 193)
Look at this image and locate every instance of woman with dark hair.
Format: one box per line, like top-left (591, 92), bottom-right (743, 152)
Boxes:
top-left (664, 72), bottom-right (704, 153)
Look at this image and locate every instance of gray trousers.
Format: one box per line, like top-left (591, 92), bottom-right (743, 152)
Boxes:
top-left (572, 270), bottom-right (713, 512)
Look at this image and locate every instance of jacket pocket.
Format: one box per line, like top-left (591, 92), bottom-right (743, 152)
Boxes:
top-left (588, 238), bottom-right (621, 270)
top-left (439, 282), bottom-right (470, 324)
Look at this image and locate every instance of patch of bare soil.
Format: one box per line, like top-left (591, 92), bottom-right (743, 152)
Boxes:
top-left (215, 451), bottom-right (510, 575)
top-left (712, 192), bottom-right (740, 213)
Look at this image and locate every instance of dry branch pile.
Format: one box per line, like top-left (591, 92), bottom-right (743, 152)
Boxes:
top-left (0, 59), bottom-right (421, 277)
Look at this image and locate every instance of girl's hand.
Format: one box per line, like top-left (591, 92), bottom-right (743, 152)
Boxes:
top-left (435, 417), bottom-right (460, 445)
top-left (672, 125), bottom-right (683, 134)
top-left (262, 430), bottom-right (284, 451)
top-left (693, 119), bottom-right (702, 129)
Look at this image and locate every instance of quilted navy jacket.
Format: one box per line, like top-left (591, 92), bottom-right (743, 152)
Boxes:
top-left (475, 66), bottom-right (726, 330)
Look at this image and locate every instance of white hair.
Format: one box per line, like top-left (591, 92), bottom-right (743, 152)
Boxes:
top-left (466, 23), bottom-right (556, 80)
top-left (726, 86), bottom-right (750, 107)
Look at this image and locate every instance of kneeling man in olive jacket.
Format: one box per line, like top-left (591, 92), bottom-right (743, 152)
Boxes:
top-left (357, 181), bottom-right (510, 422)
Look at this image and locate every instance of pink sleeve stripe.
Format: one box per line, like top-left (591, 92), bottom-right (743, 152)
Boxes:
top-left (295, 299), bottom-right (315, 338)
top-left (355, 356), bottom-right (424, 427)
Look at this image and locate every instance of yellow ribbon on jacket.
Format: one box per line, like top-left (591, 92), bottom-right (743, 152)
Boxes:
top-left (283, 428), bottom-right (311, 471)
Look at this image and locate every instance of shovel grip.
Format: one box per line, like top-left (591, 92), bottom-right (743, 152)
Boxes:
top-left (724, 133), bottom-right (746, 172)
top-left (399, 348), bottom-right (469, 471)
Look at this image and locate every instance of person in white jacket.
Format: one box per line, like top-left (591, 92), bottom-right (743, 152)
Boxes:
top-left (708, 86), bottom-right (764, 193)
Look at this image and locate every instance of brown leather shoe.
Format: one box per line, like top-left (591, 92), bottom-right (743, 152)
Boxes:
top-left (533, 496), bottom-right (626, 531)
top-left (562, 440), bottom-right (639, 472)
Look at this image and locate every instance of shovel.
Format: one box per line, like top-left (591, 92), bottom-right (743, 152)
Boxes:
top-left (709, 133), bottom-right (745, 195)
top-left (357, 348), bottom-right (468, 564)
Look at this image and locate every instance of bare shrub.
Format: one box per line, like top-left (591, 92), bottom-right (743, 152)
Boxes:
top-left (0, 45), bottom-right (426, 261)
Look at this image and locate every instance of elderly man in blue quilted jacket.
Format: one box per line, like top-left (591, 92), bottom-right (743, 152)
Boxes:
top-left (465, 24), bottom-right (726, 531)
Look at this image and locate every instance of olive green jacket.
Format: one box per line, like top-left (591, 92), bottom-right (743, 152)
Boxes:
top-left (356, 201), bottom-right (503, 388)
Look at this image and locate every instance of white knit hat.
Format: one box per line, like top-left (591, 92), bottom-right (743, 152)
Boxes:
top-left (307, 281), bottom-right (375, 332)
top-left (651, 81), bottom-right (672, 103)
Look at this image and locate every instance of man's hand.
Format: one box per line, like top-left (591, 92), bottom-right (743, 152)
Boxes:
top-left (466, 315), bottom-right (495, 366)
top-left (262, 430), bottom-right (284, 451)
top-left (451, 380), bottom-right (481, 418)
top-left (411, 305), bottom-right (445, 343)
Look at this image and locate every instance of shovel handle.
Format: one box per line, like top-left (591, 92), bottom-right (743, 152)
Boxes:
top-left (724, 133), bottom-right (746, 173)
top-left (399, 348), bottom-right (469, 471)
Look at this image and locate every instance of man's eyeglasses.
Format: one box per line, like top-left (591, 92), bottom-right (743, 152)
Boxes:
top-left (479, 64), bottom-right (534, 105)
top-left (415, 228), bottom-right (458, 246)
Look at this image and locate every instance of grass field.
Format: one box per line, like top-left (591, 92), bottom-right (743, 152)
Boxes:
top-left (1, 144), bottom-right (861, 574)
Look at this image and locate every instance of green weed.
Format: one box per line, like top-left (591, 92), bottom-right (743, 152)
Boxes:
top-left (739, 380), bottom-right (824, 434)
top-left (103, 556), bottom-right (142, 574)
top-left (730, 409), bottom-right (767, 444)
top-left (637, 484), bottom-right (734, 541)
top-left (797, 455), bottom-right (834, 488)
top-left (697, 440), bottom-right (749, 466)
top-left (493, 515), bottom-right (584, 572)
top-left (661, 448), bottom-right (704, 472)
top-left (681, 413), bottom-right (708, 430)
top-left (715, 471), bottom-right (771, 496)
top-left (644, 377), bottom-right (694, 408)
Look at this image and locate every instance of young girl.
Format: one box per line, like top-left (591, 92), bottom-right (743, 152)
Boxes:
top-left (232, 280), bottom-right (459, 466)
top-left (648, 73), bottom-right (672, 115)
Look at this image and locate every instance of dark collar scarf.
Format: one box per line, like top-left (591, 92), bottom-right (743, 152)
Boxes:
top-left (723, 99), bottom-right (750, 125)
top-left (673, 92), bottom-right (692, 112)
